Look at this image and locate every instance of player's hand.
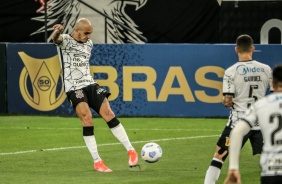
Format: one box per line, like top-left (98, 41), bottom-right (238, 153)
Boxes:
top-left (53, 24), bottom-right (64, 34)
top-left (222, 95), bottom-right (233, 108)
top-left (51, 24), bottom-right (64, 43)
top-left (223, 169), bottom-right (241, 184)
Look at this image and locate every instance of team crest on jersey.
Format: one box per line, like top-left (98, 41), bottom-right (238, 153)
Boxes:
top-left (75, 89), bottom-right (84, 99)
top-left (225, 137), bottom-right (230, 146)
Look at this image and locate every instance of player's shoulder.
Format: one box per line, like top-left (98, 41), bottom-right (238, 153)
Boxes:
top-left (252, 60), bottom-right (271, 70)
top-left (60, 34), bottom-right (73, 43)
top-left (87, 39), bottom-right (93, 46)
top-left (224, 62), bottom-right (241, 74)
top-left (254, 92), bottom-right (282, 109)
top-left (265, 92), bottom-right (282, 103)
top-left (61, 34), bottom-right (70, 38)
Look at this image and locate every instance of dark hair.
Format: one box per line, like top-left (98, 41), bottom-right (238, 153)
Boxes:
top-left (236, 34), bottom-right (253, 53)
top-left (272, 64), bottom-right (282, 84)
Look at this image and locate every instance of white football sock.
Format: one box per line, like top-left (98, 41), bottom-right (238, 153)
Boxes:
top-left (83, 135), bottom-right (101, 163)
top-left (204, 158), bottom-right (223, 184)
top-left (110, 123), bottom-right (134, 151)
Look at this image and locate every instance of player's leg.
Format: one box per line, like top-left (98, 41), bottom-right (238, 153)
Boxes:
top-left (248, 130), bottom-right (263, 155)
top-left (75, 101), bottom-right (112, 172)
top-left (204, 128), bottom-right (229, 184)
top-left (99, 98), bottom-right (138, 166)
top-left (99, 98), bottom-right (133, 151)
top-left (68, 89), bottom-right (111, 172)
top-left (89, 84), bottom-right (138, 167)
top-left (205, 146), bottom-right (228, 184)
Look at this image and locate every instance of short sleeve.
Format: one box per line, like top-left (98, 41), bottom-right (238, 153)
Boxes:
top-left (222, 69), bottom-right (235, 95)
top-left (55, 34), bottom-right (68, 48)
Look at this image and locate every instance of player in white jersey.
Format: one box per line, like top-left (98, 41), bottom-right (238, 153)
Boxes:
top-left (224, 65), bottom-right (282, 184)
top-left (204, 34), bottom-right (272, 184)
top-left (56, 33), bottom-right (95, 92)
top-left (51, 18), bottom-right (139, 172)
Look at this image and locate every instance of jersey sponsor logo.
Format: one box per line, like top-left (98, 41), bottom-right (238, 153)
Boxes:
top-left (268, 158), bottom-right (282, 171)
top-left (73, 57), bottom-right (82, 62)
top-left (74, 54), bottom-right (87, 59)
top-left (72, 62), bottom-right (89, 67)
top-left (269, 166), bottom-right (282, 171)
top-left (244, 76), bottom-right (262, 82)
top-left (75, 89), bottom-right (84, 99)
top-left (74, 79), bottom-right (92, 85)
top-left (18, 52), bottom-right (66, 111)
top-left (268, 95), bottom-right (282, 103)
top-left (236, 64), bottom-right (265, 75)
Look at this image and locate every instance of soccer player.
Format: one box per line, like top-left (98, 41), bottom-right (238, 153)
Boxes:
top-left (224, 65), bottom-right (282, 184)
top-left (204, 34), bottom-right (272, 184)
top-left (51, 18), bottom-right (138, 172)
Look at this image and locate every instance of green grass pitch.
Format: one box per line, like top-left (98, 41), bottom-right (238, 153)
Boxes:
top-left (0, 116), bottom-right (260, 184)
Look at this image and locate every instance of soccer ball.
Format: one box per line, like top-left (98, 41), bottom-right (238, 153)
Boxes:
top-left (141, 142), bottom-right (162, 163)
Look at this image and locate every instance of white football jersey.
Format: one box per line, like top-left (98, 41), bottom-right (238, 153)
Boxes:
top-left (222, 60), bottom-right (272, 128)
top-left (56, 34), bottom-right (95, 92)
top-left (242, 92), bottom-right (282, 176)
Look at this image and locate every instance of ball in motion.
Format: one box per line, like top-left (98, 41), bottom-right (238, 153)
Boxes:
top-left (141, 142), bottom-right (162, 163)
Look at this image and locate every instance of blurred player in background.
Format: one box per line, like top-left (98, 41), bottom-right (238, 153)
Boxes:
top-left (224, 64), bottom-right (282, 184)
top-left (204, 34), bottom-right (272, 183)
top-left (51, 18), bottom-right (138, 172)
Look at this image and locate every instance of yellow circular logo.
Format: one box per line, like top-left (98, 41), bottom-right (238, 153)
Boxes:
top-left (37, 76), bottom-right (51, 91)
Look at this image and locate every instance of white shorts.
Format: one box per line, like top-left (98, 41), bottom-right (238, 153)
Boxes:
top-left (227, 110), bottom-right (260, 130)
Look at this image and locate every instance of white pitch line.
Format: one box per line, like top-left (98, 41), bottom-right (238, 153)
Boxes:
top-left (0, 127), bottom-right (221, 131)
top-left (0, 127), bottom-right (81, 130)
top-left (0, 135), bottom-right (219, 156)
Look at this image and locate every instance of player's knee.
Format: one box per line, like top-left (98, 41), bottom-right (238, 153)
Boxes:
top-left (99, 103), bottom-right (115, 121)
top-left (103, 108), bottom-right (115, 122)
top-left (80, 113), bottom-right (93, 126)
top-left (107, 109), bottom-right (115, 119)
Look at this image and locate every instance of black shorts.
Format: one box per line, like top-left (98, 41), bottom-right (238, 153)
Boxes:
top-left (217, 126), bottom-right (263, 155)
top-left (66, 84), bottom-right (111, 113)
top-left (261, 175), bottom-right (282, 184)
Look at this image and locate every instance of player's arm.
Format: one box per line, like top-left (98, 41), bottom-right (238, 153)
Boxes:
top-left (222, 71), bottom-right (235, 108)
top-left (51, 24), bottom-right (64, 45)
top-left (224, 120), bottom-right (251, 184)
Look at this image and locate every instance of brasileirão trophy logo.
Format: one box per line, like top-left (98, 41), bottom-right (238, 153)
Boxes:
top-left (19, 52), bottom-right (66, 111)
